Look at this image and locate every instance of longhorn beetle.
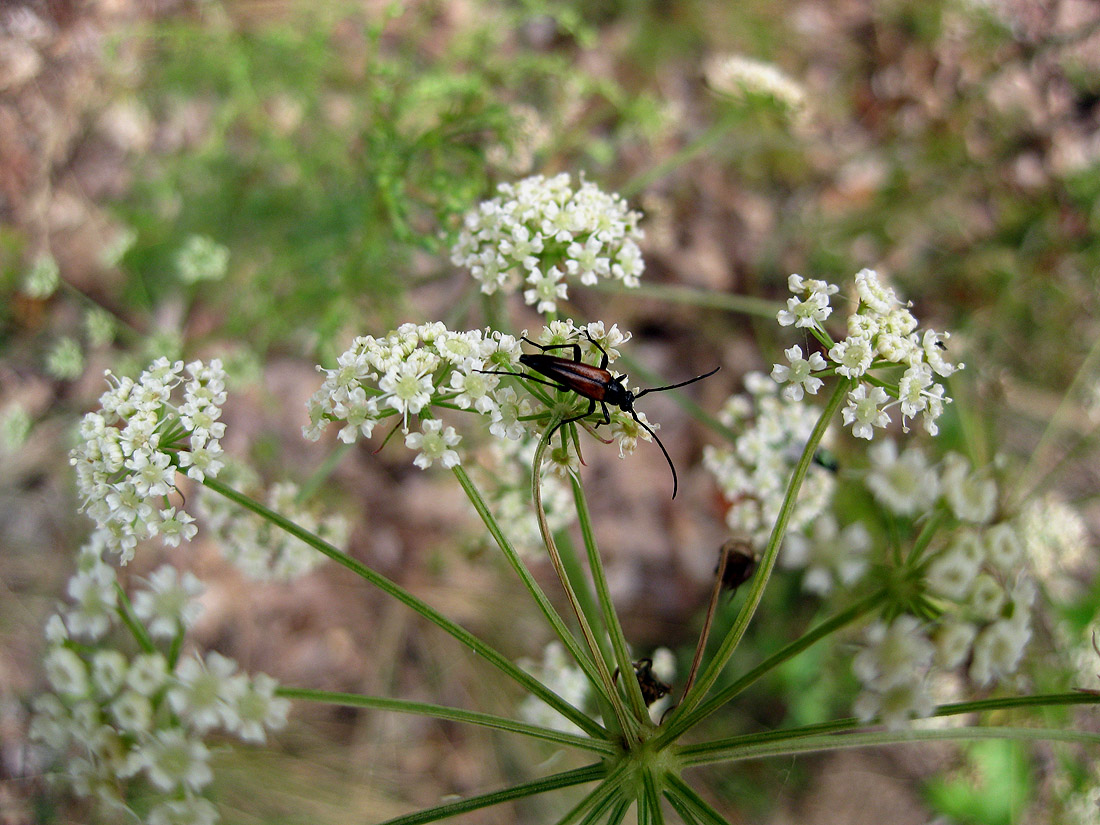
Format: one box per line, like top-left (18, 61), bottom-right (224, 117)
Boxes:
top-left (479, 331), bottom-right (719, 498)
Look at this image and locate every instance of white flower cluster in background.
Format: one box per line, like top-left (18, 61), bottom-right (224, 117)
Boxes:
top-left (703, 53), bottom-right (808, 115)
top-left (305, 319), bottom-right (646, 471)
top-left (197, 468), bottom-right (348, 581)
top-left (516, 641), bottom-right (592, 735)
top-left (702, 371), bottom-right (838, 551)
top-left (852, 442), bottom-right (1034, 727)
top-left (70, 358), bottom-right (227, 562)
top-left (450, 173), bottom-right (645, 314)
top-left (176, 234), bottom-right (229, 284)
top-left (31, 539), bottom-right (289, 824)
top-left (771, 269), bottom-right (963, 441)
top-left (22, 252), bottom-right (60, 298)
top-left (472, 434), bottom-right (578, 557)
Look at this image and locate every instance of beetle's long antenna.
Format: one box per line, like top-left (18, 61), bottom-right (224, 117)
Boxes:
top-left (633, 366), bottom-right (721, 401)
top-left (632, 410), bottom-right (680, 498)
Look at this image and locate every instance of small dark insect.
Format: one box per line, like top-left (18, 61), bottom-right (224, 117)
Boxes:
top-left (479, 331), bottom-right (719, 498)
top-left (717, 538), bottom-right (758, 595)
top-left (613, 657), bottom-right (672, 707)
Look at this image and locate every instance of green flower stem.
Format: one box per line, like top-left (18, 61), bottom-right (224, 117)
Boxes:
top-left (571, 473), bottom-right (650, 723)
top-left (531, 426), bottom-right (640, 742)
top-left (674, 690), bottom-right (1100, 766)
top-left (556, 762), bottom-right (632, 825)
top-left (664, 773), bottom-right (732, 825)
top-left (452, 465), bottom-right (612, 709)
top-left (657, 589), bottom-right (882, 747)
top-left (588, 280), bottom-right (781, 319)
top-left (640, 769), bottom-right (665, 825)
top-left (605, 796), bottom-right (634, 825)
top-left (277, 686), bottom-right (614, 754)
top-left (677, 725), bottom-right (1100, 768)
top-left (113, 582), bottom-right (156, 655)
top-left (201, 476), bottom-right (604, 739)
top-left (374, 762), bottom-right (609, 825)
top-left (554, 530), bottom-right (611, 664)
top-left (665, 380), bottom-right (850, 727)
top-left (903, 509), bottom-right (948, 568)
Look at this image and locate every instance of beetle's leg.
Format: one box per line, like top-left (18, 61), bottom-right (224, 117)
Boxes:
top-left (554, 397), bottom-right (596, 433)
top-left (475, 368), bottom-right (567, 393)
top-left (520, 336), bottom-right (582, 363)
top-left (581, 330), bottom-right (610, 370)
top-left (593, 400), bottom-right (612, 429)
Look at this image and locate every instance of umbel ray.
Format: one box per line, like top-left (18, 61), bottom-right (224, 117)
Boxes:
top-left (479, 331), bottom-right (720, 498)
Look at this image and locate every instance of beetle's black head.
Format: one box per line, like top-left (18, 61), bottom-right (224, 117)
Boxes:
top-left (604, 378), bottom-right (633, 411)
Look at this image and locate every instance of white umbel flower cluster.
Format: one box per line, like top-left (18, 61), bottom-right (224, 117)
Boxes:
top-left (703, 53), bottom-right (808, 115)
top-left (450, 173), bottom-right (645, 314)
top-left (70, 358), bottom-right (227, 562)
top-left (851, 444), bottom-right (1034, 727)
top-left (305, 319), bottom-right (646, 471)
top-left (702, 372), bottom-right (838, 551)
top-left (31, 541), bottom-right (289, 823)
top-left (771, 269), bottom-right (963, 441)
top-left (197, 468), bottom-right (348, 581)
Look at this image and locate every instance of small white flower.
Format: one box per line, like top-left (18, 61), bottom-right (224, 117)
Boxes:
top-left (609, 409), bottom-right (655, 457)
top-left (90, 650), bottom-right (128, 697)
top-left (841, 383), bottom-right (891, 440)
top-left (127, 652), bottom-right (170, 696)
top-left (449, 369), bottom-right (498, 414)
top-left (524, 265), bottom-right (569, 313)
top-left (232, 672), bottom-right (291, 743)
top-left (984, 522), bottom-right (1024, 572)
top-left (23, 253), bottom-right (60, 298)
top-left (935, 621), bottom-right (978, 669)
top-left (489, 387), bottom-right (531, 440)
top-left (770, 345), bottom-right (826, 401)
top-left (64, 563), bottom-right (118, 640)
top-left (110, 689), bottom-right (153, 733)
top-left (140, 728), bottom-right (213, 792)
top-left (854, 268), bottom-right (903, 315)
top-left (864, 439), bottom-right (940, 516)
top-left (46, 336), bottom-right (84, 380)
top-left (45, 647), bottom-right (89, 697)
top-left (132, 566), bottom-right (205, 639)
top-left (782, 514), bottom-right (871, 595)
top-left (829, 336), bottom-right (875, 378)
top-left (922, 329), bottom-right (963, 377)
top-left (970, 616), bottom-right (1031, 686)
top-left (405, 419), bottom-right (462, 469)
top-left (379, 361), bottom-right (435, 429)
top-left (167, 651), bottom-right (243, 733)
top-left (926, 540), bottom-right (982, 601)
top-left (176, 234), bottom-right (229, 284)
top-left (853, 615), bottom-right (934, 692)
top-left (854, 678), bottom-right (935, 729)
top-left (942, 453), bottom-right (997, 524)
top-left (968, 573), bottom-right (1006, 621)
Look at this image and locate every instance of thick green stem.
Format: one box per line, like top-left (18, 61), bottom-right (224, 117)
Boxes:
top-left (677, 725), bottom-right (1100, 768)
top-left (453, 464), bottom-right (610, 707)
top-left (571, 474), bottom-right (650, 723)
top-left (666, 380), bottom-right (849, 726)
top-left (531, 425), bottom-right (640, 742)
top-left (278, 686), bottom-right (614, 753)
top-left (201, 476), bottom-right (605, 739)
top-left (656, 590), bottom-right (885, 746)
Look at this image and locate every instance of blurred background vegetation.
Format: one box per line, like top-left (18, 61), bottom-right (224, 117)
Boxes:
top-left (2, 0), bottom-right (1099, 822)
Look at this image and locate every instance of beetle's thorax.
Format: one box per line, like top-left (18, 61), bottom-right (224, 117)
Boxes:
top-left (605, 381), bottom-right (633, 411)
